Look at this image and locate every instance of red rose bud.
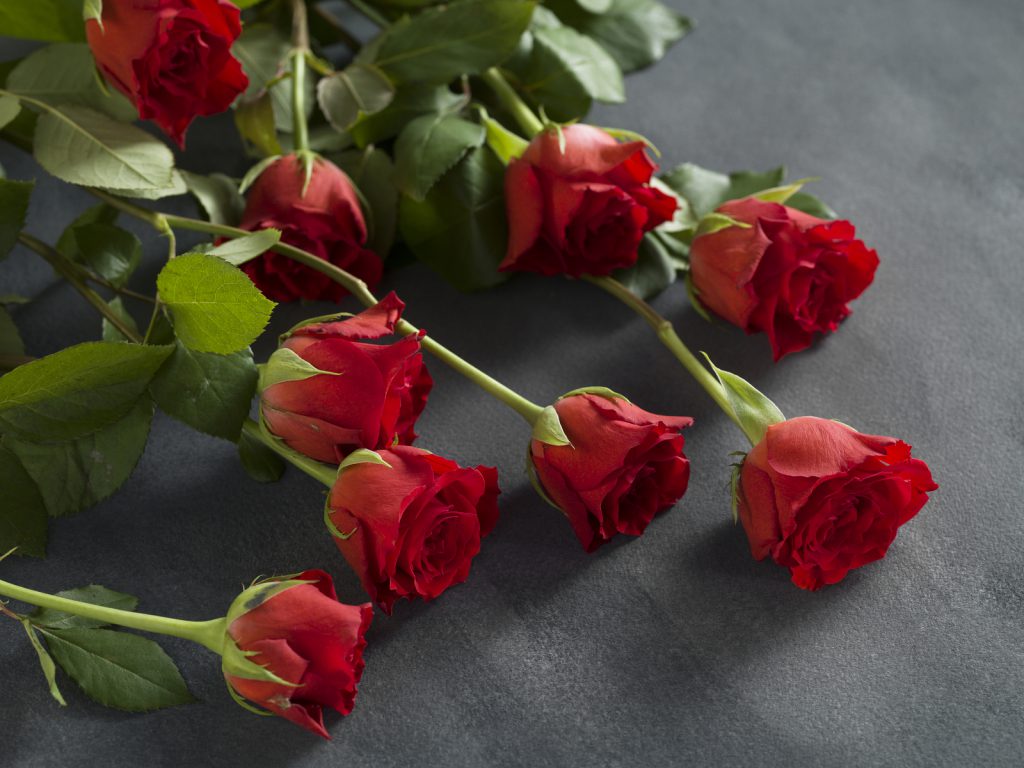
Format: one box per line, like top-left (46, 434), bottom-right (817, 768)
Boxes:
top-left (327, 446), bottom-right (500, 613)
top-left (85, 0), bottom-right (248, 146)
top-left (260, 292), bottom-right (432, 463)
top-left (737, 417), bottom-right (937, 590)
top-left (223, 570), bottom-right (373, 739)
top-left (500, 124), bottom-right (677, 277)
top-left (529, 390), bottom-right (693, 552)
top-left (689, 197), bottom-right (879, 360)
top-left (239, 155), bottom-right (383, 303)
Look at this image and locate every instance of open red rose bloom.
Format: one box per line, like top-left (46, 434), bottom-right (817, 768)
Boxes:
top-left (500, 124), bottom-right (677, 277)
top-left (238, 155), bottom-right (383, 302)
top-left (86, 0), bottom-right (249, 146)
top-left (261, 292), bottom-right (432, 463)
top-left (226, 570), bottom-right (373, 739)
top-left (689, 197), bottom-right (879, 360)
top-left (738, 417), bottom-right (937, 590)
top-left (530, 393), bottom-right (693, 552)
top-left (327, 446), bottom-right (500, 613)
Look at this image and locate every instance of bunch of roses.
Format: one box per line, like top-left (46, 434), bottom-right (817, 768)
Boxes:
top-left (0, 0), bottom-right (935, 741)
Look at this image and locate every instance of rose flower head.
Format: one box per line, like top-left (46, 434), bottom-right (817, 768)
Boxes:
top-left (737, 416), bottom-right (937, 590)
top-left (222, 570), bottom-right (373, 738)
top-left (86, 0), bottom-right (249, 146)
top-left (500, 124), bottom-right (677, 277)
top-left (327, 446), bottom-right (500, 613)
top-left (238, 155), bottom-right (383, 303)
top-left (528, 389), bottom-right (693, 552)
top-left (689, 196), bottom-right (879, 360)
top-left (260, 292), bottom-right (432, 464)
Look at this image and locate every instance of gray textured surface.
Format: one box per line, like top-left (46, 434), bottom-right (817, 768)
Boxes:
top-left (1, 0), bottom-right (1023, 765)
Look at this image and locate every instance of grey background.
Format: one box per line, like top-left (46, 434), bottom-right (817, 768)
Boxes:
top-left (1, 0), bottom-right (1023, 765)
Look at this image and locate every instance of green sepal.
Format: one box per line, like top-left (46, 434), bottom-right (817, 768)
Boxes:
top-left (224, 578), bottom-right (315, 630)
top-left (239, 155), bottom-right (281, 195)
top-left (752, 177), bottom-right (817, 205)
top-left (701, 353), bottom-right (785, 446)
top-left (220, 640), bottom-right (299, 688)
top-left (694, 212), bottom-right (750, 239)
top-left (226, 678), bottom-right (275, 717)
top-left (338, 448), bottom-right (392, 473)
top-left (524, 448), bottom-right (561, 512)
top-left (684, 271), bottom-right (711, 322)
top-left (323, 495), bottom-right (357, 541)
top-left (259, 347), bottom-right (341, 392)
top-left (478, 107), bottom-right (529, 165)
top-left (557, 386), bottom-right (629, 402)
top-left (599, 126), bottom-right (660, 157)
top-left (532, 405), bottom-right (571, 447)
top-left (83, 0), bottom-right (102, 27)
top-left (728, 459), bottom-right (745, 524)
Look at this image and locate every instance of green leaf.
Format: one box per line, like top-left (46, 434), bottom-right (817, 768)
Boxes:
top-left (0, 307), bottom-right (26, 357)
top-left (575, 0), bottom-right (612, 11)
top-left (32, 104), bottom-right (183, 197)
top-left (0, 0), bottom-right (86, 42)
top-left (660, 163), bottom-right (786, 226)
top-left (6, 43), bottom-right (136, 121)
top-left (395, 114), bottom-right (486, 201)
top-left (701, 353), bottom-right (785, 446)
top-left (0, 178), bottom-right (34, 261)
top-left (317, 64), bottom-right (395, 133)
top-left (726, 167), bottom-right (787, 201)
top-left (611, 232), bottom-right (676, 300)
top-left (233, 24), bottom-right (310, 134)
top-left (149, 342), bottom-right (257, 441)
top-left (40, 627), bottom-right (195, 712)
top-left (530, 25), bottom-right (625, 104)
top-left (364, 0), bottom-right (536, 84)
top-left (204, 229), bottom-right (281, 267)
top-left (101, 297), bottom-right (140, 342)
top-left (237, 429), bottom-right (285, 483)
top-left (0, 95), bottom-right (21, 130)
top-left (22, 620), bottom-right (66, 705)
top-left (786, 191), bottom-right (837, 220)
top-left (233, 92), bottom-right (282, 157)
top-left (348, 84), bottom-right (466, 148)
top-left (532, 405), bottom-right (571, 447)
top-left (399, 146), bottom-right (508, 291)
top-left (4, 397), bottom-right (153, 517)
top-left (181, 171), bottom-right (245, 227)
top-left (560, 0), bottom-right (692, 73)
top-left (0, 341), bottom-right (171, 441)
top-left (336, 147), bottom-right (399, 257)
top-left (55, 203), bottom-right (118, 261)
top-left (157, 253), bottom-right (275, 354)
top-left (29, 585), bottom-right (139, 630)
top-left (0, 444), bottom-right (48, 557)
top-left (72, 223), bottom-right (141, 287)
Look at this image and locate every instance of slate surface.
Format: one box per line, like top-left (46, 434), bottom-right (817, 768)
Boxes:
top-left (1, 0), bottom-right (1022, 766)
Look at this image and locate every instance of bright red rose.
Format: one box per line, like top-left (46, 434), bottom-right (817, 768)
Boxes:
top-left (238, 155), bottom-right (383, 303)
top-left (225, 569), bottom-right (372, 739)
top-left (327, 446), bottom-right (500, 613)
top-left (529, 393), bottom-right (693, 552)
top-left (260, 292), bottom-right (432, 463)
top-left (86, 0), bottom-right (248, 146)
top-left (737, 417), bottom-right (937, 590)
top-left (500, 124), bottom-right (677, 277)
top-left (689, 197), bottom-right (879, 360)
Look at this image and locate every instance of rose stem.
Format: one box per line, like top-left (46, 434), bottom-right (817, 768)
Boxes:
top-left (480, 69), bottom-right (544, 138)
top-left (344, 0), bottom-right (390, 28)
top-left (88, 191), bottom-right (546, 426)
top-left (17, 232), bottom-right (143, 343)
top-left (241, 419), bottom-right (338, 487)
top-left (0, 579), bottom-right (226, 652)
top-left (289, 0), bottom-right (311, 156)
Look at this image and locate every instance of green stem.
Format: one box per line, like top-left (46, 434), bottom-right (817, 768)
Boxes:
top-left (583, 275), bottom-right (744, 431)
top-left (289, 0), bottom-right (311, 155)
top-left (18, 233), bottom-right (143, 343)
top-left (0, 580), bottom-right (226, 653)
top-left (89, 196), bottom-right (546, 426)
top-left (242, 419), bottom-right (338, 487)
top-left (345, 0), bottom-right (389, 27)
top-left (481, 69), bottom-right (544, 138)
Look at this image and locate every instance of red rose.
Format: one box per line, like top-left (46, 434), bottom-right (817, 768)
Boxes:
top-left (86, 0), bottom-right (248, 146)
top-left (737, 417), bottom-right (937, 590)
top-left (529, 393), bottom-right (693, 552)
top-left (225, 569), bottom-right (373, 739)
top-left (260, 292), bottom-right (432, 463)
top-left (239, 155), bottom-right (383, 303)
top-left (689, 197), bottom-right (879, 360)
top-left (500, 124), bottom-right (677, 277)
top-left (327, 446), bottom-right (500, 613)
